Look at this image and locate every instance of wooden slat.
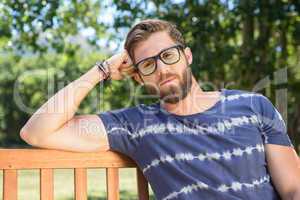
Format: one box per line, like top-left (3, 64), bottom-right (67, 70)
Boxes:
top-left (3, 169), bottom-right (17, 200)
top-left (74, 168), bottom-right (87, 200)
top-left (106, 168), bottom-right (119, 200)
top-left (40, 169), bottom-right (54, 200)
top-left (137, 168), bottom-right (149, 200)
top-left (0, 149), bottom-right (136, 169)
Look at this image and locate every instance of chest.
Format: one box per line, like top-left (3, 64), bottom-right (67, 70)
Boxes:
top-left (134, 115), bottom-right (266, 171)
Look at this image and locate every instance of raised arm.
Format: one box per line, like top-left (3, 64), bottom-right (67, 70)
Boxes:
top-left (20, 51), bottom-right (133, 152)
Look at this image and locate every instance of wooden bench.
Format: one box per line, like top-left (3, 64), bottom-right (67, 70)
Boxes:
top-left (0, 148), bottom-right (149, 200)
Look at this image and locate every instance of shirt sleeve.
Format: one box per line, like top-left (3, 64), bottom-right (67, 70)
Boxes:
top-left (254, 94), bottom-right (293, 147)
top-left (97, 108), bottom-right (139, 158)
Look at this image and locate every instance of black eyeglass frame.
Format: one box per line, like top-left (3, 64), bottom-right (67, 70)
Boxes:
top-left (133, 44), bottom-right (185, 76)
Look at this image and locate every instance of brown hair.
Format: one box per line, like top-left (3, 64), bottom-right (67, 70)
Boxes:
top-left (124, 19), bottom-right (185, 63)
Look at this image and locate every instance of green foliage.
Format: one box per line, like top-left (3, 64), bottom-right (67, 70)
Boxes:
top-left (0, 51), bottom-right (97, 145)
top-left (0, 0), bottom-right (104, 53)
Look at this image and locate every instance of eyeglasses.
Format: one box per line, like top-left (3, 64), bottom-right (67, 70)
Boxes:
top-left (134, 44), bottom-right (184, 76)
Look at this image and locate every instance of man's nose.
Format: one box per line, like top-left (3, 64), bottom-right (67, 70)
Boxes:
top-left (156, 58), bottom-right (169, 74)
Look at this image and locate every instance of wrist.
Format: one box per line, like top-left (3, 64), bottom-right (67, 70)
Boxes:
top-left (95, 60), bottom-right (111, 81)
top-left (84, 65), bottom-right (106, 83)
top-left (96, 65), bottom-right (108, 81)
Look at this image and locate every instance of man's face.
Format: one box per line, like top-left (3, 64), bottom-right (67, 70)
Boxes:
top-left (133, 31), bottom-right (193, 104)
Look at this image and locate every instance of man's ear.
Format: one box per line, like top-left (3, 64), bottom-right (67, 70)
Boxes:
top-left (184, 47), bottom-right (193, 65)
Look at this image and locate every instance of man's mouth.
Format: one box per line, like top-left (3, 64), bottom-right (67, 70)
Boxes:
top-left (160, 77), bottom-right (176, 86)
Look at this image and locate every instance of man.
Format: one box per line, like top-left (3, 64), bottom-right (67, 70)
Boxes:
top-left (20, 19), bottom-right (300, 199)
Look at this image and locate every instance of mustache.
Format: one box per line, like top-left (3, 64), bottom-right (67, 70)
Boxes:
top-left (158, 66), bottom-right (192, 84)
top-left (159, 73), bottom-right (178, 83)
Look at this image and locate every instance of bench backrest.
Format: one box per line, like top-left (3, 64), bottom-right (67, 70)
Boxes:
top-left (0, 148), bottom-right (149, 200)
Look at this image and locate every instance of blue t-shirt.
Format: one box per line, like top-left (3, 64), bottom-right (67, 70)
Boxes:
top-left (98, 89), bottom-right (293, 200)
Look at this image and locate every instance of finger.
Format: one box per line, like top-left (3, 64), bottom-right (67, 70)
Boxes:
top-left (121, 60), bottom-right (133, 68)
top-left (122, 50), bottom-right (133, 65)
top-left (120, 65), bottom-right (135, 77)
top-left (121, 50), bottom-right (128, 60)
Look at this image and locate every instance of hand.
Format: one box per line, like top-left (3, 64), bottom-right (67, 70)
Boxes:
top-left (106, 50), bottom-right (136, 80)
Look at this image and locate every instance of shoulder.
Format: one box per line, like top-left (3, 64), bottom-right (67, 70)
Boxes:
top-left (222, 89), bottom-right (263, 100)
top-left (221, 89), bottom-right (275, 115)
top-left (222, 89), bottom-right (268, 105)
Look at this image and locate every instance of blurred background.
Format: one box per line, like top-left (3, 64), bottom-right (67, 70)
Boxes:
top-left (0, 0), bottom-right (299, 199)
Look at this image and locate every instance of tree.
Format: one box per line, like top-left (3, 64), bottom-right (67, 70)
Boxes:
top-left (0, 0), bottom-right (106, 53)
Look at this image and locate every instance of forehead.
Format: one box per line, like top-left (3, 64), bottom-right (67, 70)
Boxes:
top-left (133, 31), bottom-right (177, 63)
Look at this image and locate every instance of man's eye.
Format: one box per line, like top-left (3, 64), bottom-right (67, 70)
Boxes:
top-left (162, 52), bottom-right (174, 59)
top-left (141, 60), bottom-right (154, 68)
top-left (164, 53), bottom-right (172, 57)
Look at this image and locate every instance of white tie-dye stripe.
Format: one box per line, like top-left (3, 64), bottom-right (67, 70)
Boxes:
top-left (162, 181), bottom-right (209, 200)
top-left (261, 131), bottom-right (269, 144)
top-left (220, 93), bottom-right (262, 102)
top-left (162, 175), bottom-right (270, 200)
top-left (217, 175), bottom-right (270, 192)
top-left (129, 115), bottom-right (259, 139)
top-left (107, 127), bottom-right (132, 135)
top-left (142, 144), bottom-right (264, 173)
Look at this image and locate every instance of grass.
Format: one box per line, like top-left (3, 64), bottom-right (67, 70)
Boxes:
top-left (0, 168), bottom-right (155, 200)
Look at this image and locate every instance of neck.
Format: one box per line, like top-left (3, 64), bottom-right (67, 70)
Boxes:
top-left (160, 77), bottom-right (221, 116)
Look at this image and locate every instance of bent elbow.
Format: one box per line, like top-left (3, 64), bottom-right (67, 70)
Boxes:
top-left (19, 128), bottom-right (40, 146)
top-left (20, 128), bottom-right (28, 141)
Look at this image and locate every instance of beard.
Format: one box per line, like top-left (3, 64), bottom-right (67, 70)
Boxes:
top-left (144, 66), bottom-right (193, 104)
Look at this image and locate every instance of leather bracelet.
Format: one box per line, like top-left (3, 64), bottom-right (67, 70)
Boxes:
top-left (102, 60), bottom-right (111, 77)
top-left (95, 61), bottom-right (111, 81)
top-left (97, 63), bottom-right (108, 79)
